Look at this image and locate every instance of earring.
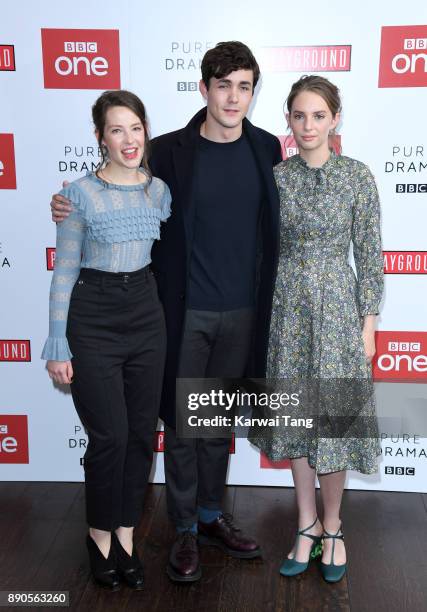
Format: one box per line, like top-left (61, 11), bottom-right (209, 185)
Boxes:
top-left (101, 144), bottom-right (109, 169)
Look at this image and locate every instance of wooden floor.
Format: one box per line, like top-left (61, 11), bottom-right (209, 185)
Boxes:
top-left (0, 483), bottom-right (426, 612)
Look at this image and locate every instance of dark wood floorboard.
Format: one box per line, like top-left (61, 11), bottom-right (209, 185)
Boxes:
top-left (216, 486), bottom-right (350, 612)
top-left (0, 483), bottom-right (425, 612)
top-left (0, 482), bottom-right (81, 521)
top-left (342, 490), bottom-right (427, 612)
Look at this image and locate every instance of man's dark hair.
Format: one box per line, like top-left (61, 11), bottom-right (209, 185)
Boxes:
top-left (201, 41), bottom-right (260, 91)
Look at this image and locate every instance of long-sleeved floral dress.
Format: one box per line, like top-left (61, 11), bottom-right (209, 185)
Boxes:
top-left (250, 152), bottom-right (384, 474)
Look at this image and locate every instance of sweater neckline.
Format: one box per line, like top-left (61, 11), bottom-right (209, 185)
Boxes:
top-left (87, 170), bottom-right (149, 191)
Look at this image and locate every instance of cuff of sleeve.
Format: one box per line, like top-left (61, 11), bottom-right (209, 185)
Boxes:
top-left (360, 308), bottom-right (379, 317)
top-left (358, 300), bottom-right (380, 316)
top-left (41, 337), bottom-right (73, 361)
top-left (358, 283), bottom-right (382, 317)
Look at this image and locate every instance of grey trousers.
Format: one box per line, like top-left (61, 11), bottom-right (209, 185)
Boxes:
top-left (164, 308), bottom-right (254, 528)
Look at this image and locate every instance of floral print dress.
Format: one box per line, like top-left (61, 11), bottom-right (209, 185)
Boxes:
top-left (250, 152), bottom-right (384, 474)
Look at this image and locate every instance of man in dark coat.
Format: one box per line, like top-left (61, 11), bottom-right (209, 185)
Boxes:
top-left (51, 41), bottom-right (282, 583)
top-left (149, 41), bottom-right (281, 582)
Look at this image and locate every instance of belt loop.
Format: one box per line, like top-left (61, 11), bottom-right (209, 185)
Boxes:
top-left (100, 275), bottom-right (105, 294)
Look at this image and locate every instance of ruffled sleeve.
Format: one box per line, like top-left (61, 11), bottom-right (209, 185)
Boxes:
top-left (41, 182), bottom-right (87, 361)
top-left (351, 164), bottom-right (384, 316)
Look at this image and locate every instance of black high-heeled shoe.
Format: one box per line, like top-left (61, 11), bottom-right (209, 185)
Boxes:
top-left (112, 532), bottom-right (144, 590)
top-left (86, 535), bottom-right (121, 591)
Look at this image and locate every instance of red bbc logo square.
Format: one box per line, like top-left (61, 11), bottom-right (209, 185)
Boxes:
top-left (0, 415), bottom-right (29, 463)
top-left (41, 29), bottom-right (121, 89)
top-left (0, 45), bottom-right (16, 71)
top-left (0, 134), bottom-right (17, 189)
top-left (378, 25), bottom-right (427, 88)
top-left (373, 331), bottom-right (427, 382)
top-left (46, 247), bottom-right (56, 271)
top-left (260, 453), bottom-right (291, 469)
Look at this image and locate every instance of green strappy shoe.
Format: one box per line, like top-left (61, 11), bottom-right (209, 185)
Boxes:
top-left (320, 525), bottom-right (346, 583)
top-left (280, 517), bottom-right (323, 577)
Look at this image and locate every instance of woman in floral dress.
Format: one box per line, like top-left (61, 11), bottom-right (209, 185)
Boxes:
top-left (250, 75), bottom-right (383, 582)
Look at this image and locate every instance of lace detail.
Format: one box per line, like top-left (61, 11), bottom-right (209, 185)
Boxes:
top-left (42, 173), bottom-right (171, 362)
top-left (86, 206), bottom-right (165, 243)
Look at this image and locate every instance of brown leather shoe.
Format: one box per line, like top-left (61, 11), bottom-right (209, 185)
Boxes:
top-left (198, 513), bottom-right (261, 559)
top-left (166, 531), bottom-right (201, 582)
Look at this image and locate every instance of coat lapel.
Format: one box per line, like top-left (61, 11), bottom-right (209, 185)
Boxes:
top-left (171, 108), bottom-right (206, 262)
top-left (243, 118), bottom-right (279, 213)
top-left (172, 143), bottom-right (197, 219)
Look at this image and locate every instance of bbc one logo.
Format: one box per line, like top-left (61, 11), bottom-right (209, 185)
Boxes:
top-left (41, 29), bottom-right (120, 89)
top-left (379, 25), bottom-right (427, 88)
top-left (0, 134), bottom-right (17, 190)
top-left (0, 416), bottom-right (29, 464)
top-left (372, 332), bottom-right (427, 381)
top-left (0, 340), bottom-right (31, 362)
top-left (0, 45), bottom-right (15, 71)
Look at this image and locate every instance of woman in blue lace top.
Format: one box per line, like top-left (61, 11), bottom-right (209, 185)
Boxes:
top-left (42, 90), bottom-right (171, 590)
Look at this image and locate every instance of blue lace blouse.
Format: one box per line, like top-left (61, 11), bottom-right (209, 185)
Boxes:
top-left (42, 171), bottom-right (171, 361)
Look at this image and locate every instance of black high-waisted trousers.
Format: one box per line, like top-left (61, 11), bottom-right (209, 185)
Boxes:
top-left (66, 266), bottom-right (166, 531)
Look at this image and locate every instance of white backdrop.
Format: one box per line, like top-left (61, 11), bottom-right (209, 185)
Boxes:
top-left (1, 0), bottom-right (426, 492)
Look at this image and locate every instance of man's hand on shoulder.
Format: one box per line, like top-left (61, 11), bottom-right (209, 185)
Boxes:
top-left (51, 180), bottom-right (72, 223)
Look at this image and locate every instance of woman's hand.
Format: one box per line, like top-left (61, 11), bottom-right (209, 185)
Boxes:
top-left (362, 315), bottom-right (377, 364)
top-left (47, 360), bottom-right (74, 384)
top-left (50, 181), bottom-right (71, 223)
